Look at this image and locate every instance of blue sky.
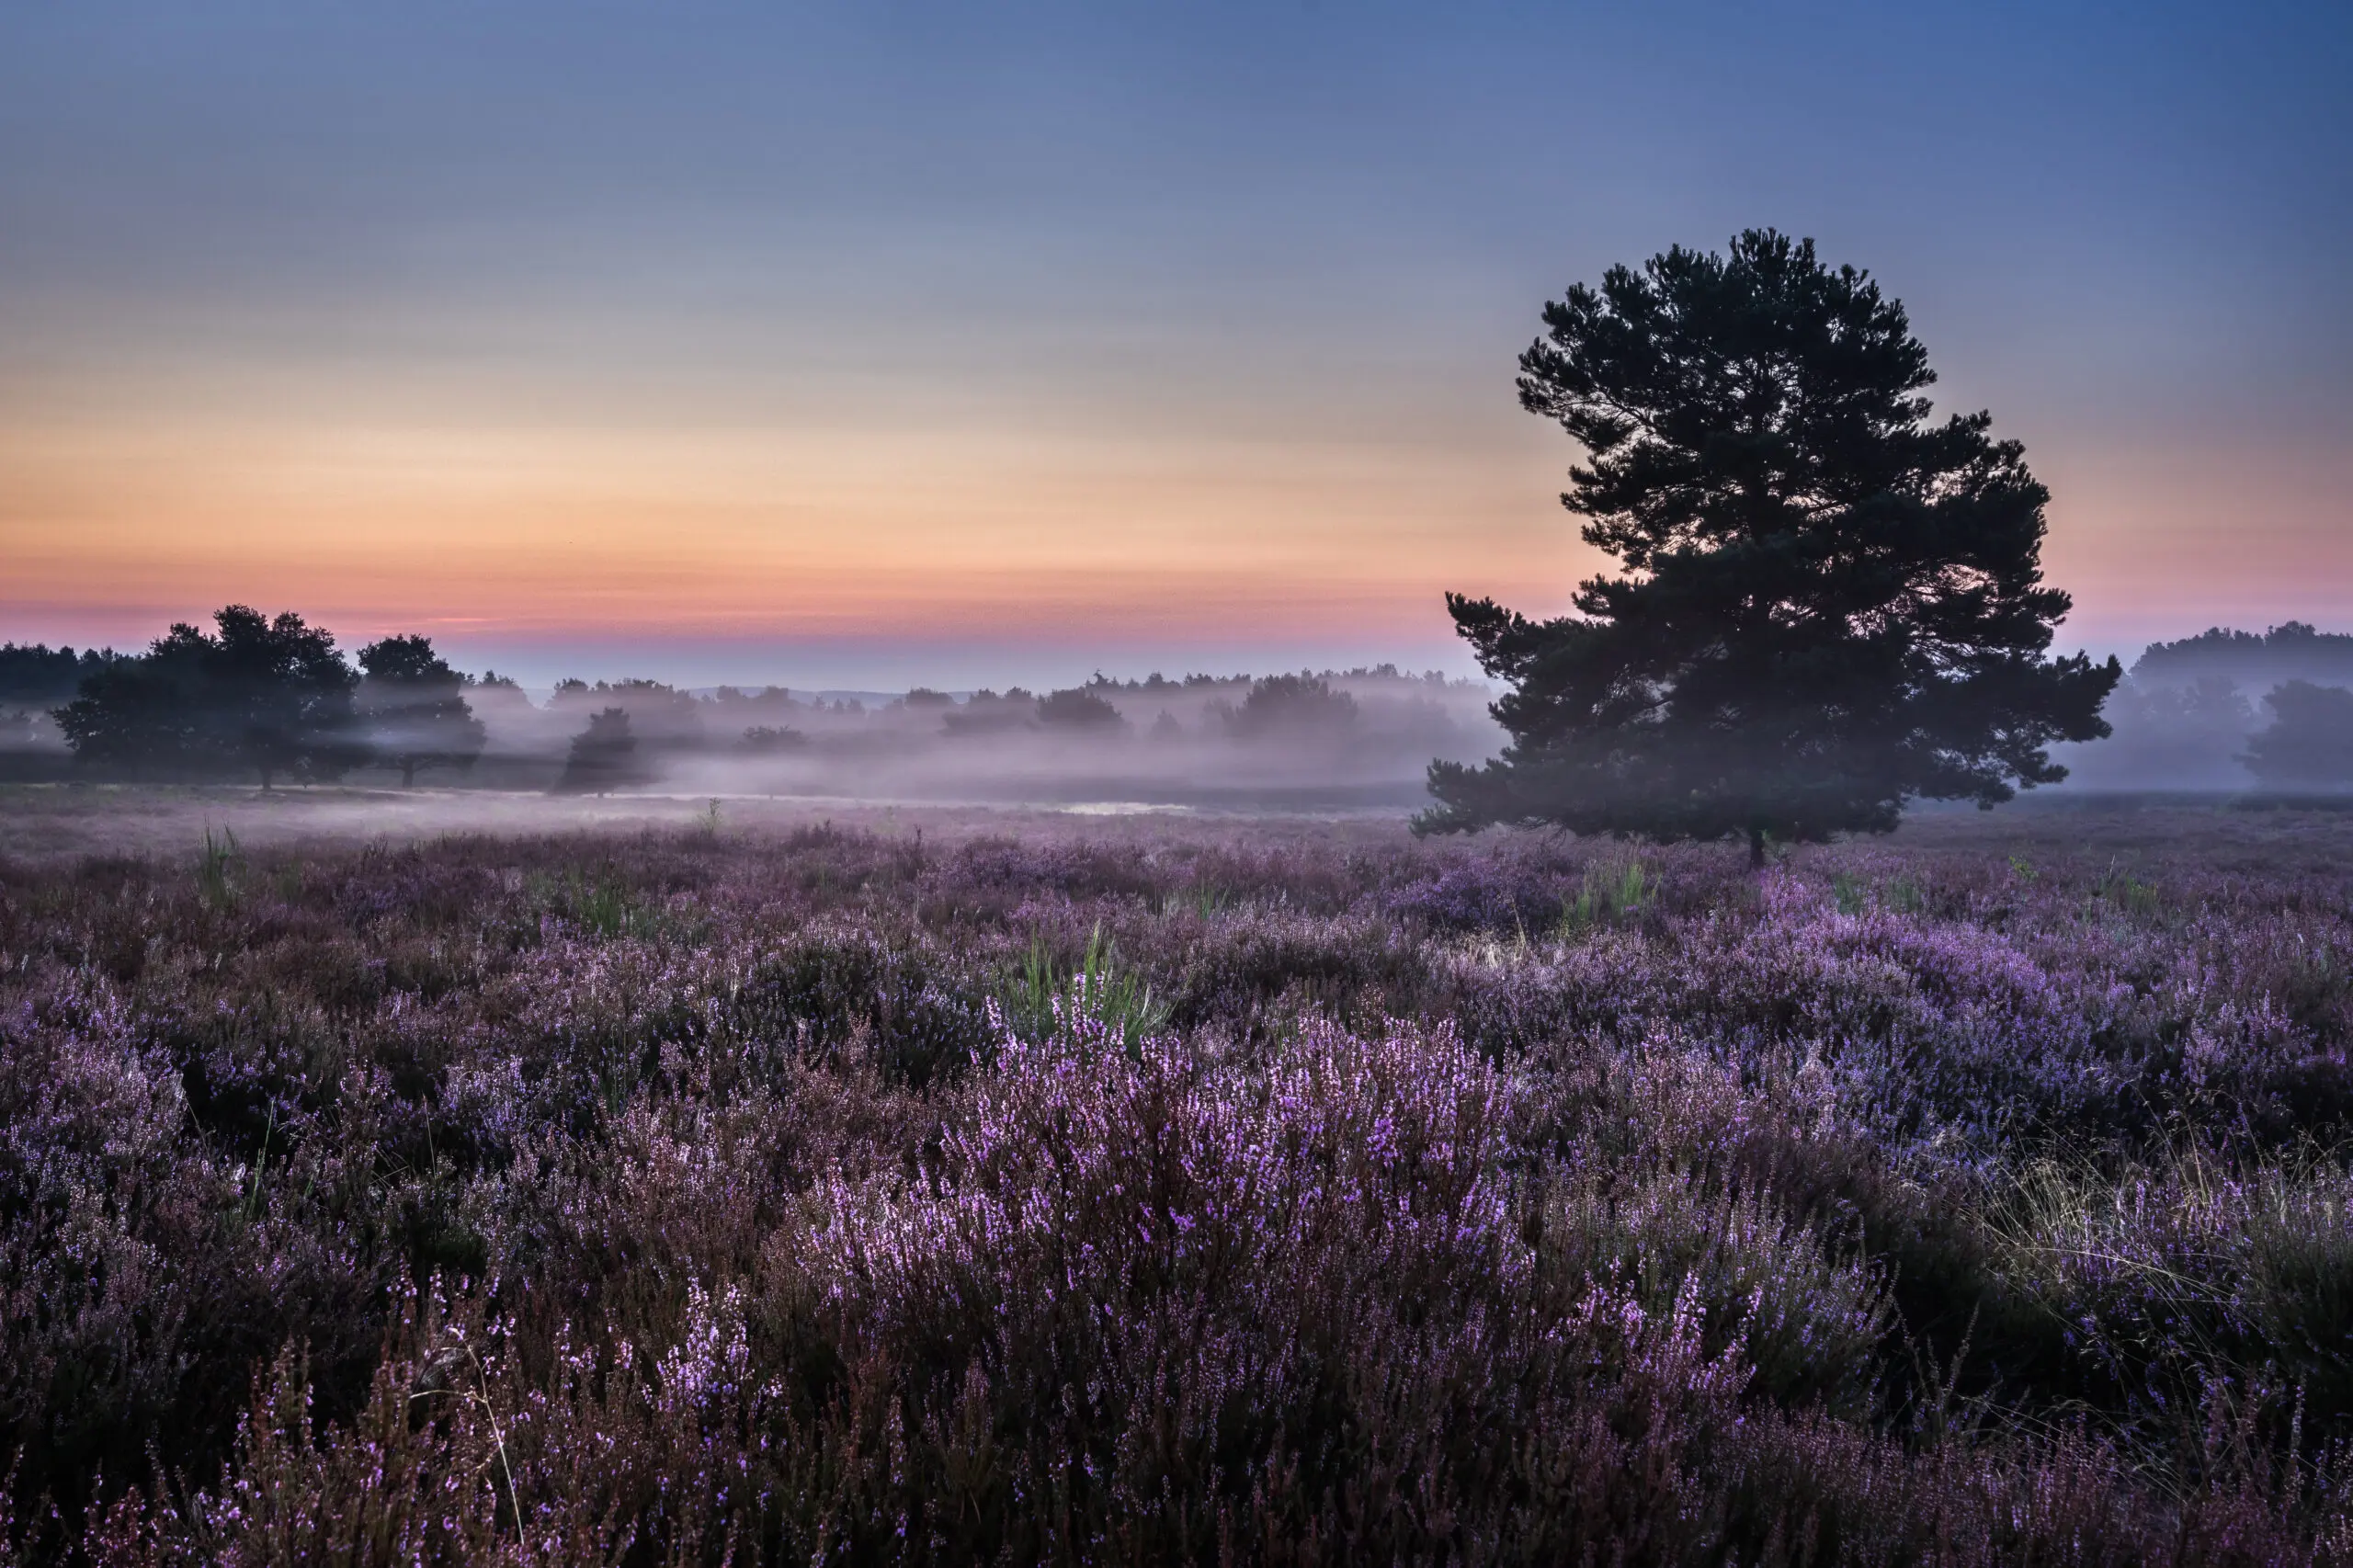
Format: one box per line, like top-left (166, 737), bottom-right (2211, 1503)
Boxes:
top-left (3, 1), bottom-right (2346, 687)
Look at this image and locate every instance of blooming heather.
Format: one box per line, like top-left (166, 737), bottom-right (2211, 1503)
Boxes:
top-left (0, 812), bottom-right (2349, 1562)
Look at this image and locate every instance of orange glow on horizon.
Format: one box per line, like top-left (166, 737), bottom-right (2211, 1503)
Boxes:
top-left (0, 413), bottom-right (1587, 645)
top-left (6, 407), bottom-right (2348, 660)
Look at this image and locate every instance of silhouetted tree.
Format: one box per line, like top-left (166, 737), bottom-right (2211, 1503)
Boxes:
top-left (738, 724), bottom-right (808, 754)
top-left (356, 634), bottom-right (486, 787)
top-left (52, 659), bottom-right (201, 776)
top-left (1035, 688), bottom-right (1126, 731)
top-left (1225, 674), bottom-right (1358, 741)
top-left (556, 707), bottom-right (644, 795)
top-left (1422, 230), bottom-right (2119, 864)
top-left (551, 676), bottom-right (703, 753)
top-left (0, 643), bottom-right (124, 708)
top-left (2242, 681), bottom-right (2353, 791)
top-left (942, 689), bottom-right (1036, 737)
top-left (460, 669), bottom-right (536, 733)
top-left (205, 608), bottom-right (363, 787)
top-left (54, 607), bottom-right (360, 786)
top-left (2135, 622), bottom-right (2353, 694)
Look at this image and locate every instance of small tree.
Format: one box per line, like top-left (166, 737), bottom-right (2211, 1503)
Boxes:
top-left (1035, 688), bottom-right (1126, 731)
top-left (2242, 681), bottom-right (2353, 791)
top-left (53, 660), bottom-right (203, 777)
top-left (556, 707), bottom-right (645, 796)
top-left (356, 634), bottom-right (486, 788)
top-left (738, 724), bottom-right (807, 754)
top-left (1421, 230), bottom-right (2119, 864)
top-left (1224, 674), bottom-right (1358, 742)
top-left (942, 689), bottom-right (1036, 737)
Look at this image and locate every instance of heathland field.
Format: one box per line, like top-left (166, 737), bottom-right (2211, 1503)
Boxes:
top-left (5, 791), bottom-right (2353, 1562)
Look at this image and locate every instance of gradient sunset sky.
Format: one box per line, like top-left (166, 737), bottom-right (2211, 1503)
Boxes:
top-left (3, 2), bottom-right (2347, 688)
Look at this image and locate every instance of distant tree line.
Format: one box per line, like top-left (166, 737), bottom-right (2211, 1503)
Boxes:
top-left (0, 642), bottom-right (130, 707)
top-left (933, 675), bottom-right (1367, 745)
top-left (14, 612), bottom-right (1482, 793)
top-left (34, 608), bottom-right (488, 788)
top-left (2133, 621), bottom-right (2353, 691)
top-left (2072, 623), bottom-right (2353, 792)
top-left (1079, 664), bottom-right (1472, 694)
top-left (16, 600), bottom-right (2350, 801)
top-left (2244, 680), bottom-right (2353, 791)
top-left (1, 642), bottom-right (131, 751)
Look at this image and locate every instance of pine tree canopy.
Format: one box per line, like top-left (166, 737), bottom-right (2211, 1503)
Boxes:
top-left (1419, 230), bottom-right (2120, 861)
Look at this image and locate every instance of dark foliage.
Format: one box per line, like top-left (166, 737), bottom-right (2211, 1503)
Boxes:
top-left (940, 688), bottom-right (1037, 737)
top-left (356, 635), bottom-right (486, 788)
top-left (2139, 622), bottom-right (2353, 692)
top-left (1425, 231), bottom-right (2120, 862)
top-left (52, 607), bottom-right (363, 787)
top-left (552, 677), bottom-right (705, 752)
top-left (2245, 681), bottom-right (2353, 791)
top-left (1223, 672), bottom-right (1358, 741)
top-left (554, 707), bottom-right (648, 795)
top-left (736, 724), bottom-right (808, 754)
top-left (0, 643), bottom-right (126, 708)
top-left (1033, 687), bottom-right (1126, 730)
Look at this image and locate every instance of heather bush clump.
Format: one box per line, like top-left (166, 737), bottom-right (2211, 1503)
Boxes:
top-left (1, 806), bottom-right (2351, 1562)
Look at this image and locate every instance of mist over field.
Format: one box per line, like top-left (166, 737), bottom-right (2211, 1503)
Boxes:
top-left (6, 0), bottom-right (2352, 1555)
top-left (498, 668), bottom-right (1500, 808)
top-left (0, 644), bottom-right (1506, 810)
top-left (15, 620), bottom-right (2353, 812)
top-left (2053, 623), bottom-right (2353, 793)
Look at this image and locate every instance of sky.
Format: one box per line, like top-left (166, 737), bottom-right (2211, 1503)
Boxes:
top-left (2, 1), bottom-right (2347, 689)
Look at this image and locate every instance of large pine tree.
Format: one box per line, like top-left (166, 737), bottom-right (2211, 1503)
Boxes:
top-left (1421, 230), bottom-right (2120, 864)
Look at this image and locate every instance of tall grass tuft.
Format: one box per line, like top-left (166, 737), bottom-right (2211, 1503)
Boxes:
top-left (1559, 853), bottom-right (1653, 936)
top-left (196, 824), bottom-right (242, 908)
top-left (1004, 920), bottom-right (1169, 1055)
